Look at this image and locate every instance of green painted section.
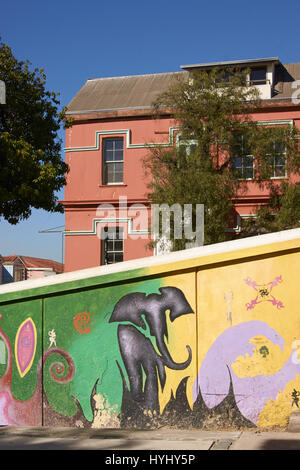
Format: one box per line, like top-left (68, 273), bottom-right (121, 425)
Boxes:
top-left (0, 299), bottom-right (42, 401)
top-left (43, 277), bottom-right (162, 422)
top-left (0, 264), bottom-right (163, 425)
top-left (0, 267), bottom-right (149, 305)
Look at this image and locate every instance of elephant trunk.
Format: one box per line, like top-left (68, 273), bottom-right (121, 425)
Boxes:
top-left (157, 337), bottom-right (192, 370)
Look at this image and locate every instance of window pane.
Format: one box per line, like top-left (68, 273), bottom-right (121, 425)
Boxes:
top-left (245, 167), bottom-right (254, 179)
top-left (103, 138), bottom-right (124, 184)
top-left (106, 164), bottom-right (114, 183)
top-left (274, 156), bottom-right (285, 176)
top-left (250, 67), bottom-right (267, 84)
top-left (272, 141), bottom-right (281, 152)
top-left (114, 139), bottom-right (123, 151)
top-left (106, 240), bottom-right (114, 250)
top-left (275, 155), bottom-right (285, 166)
top-left (103, 163), bottom-right (123, 184)
top-left (113, 162), bottom-right (123, 172)
top-left (114, 253), bottom-right (123, 263)
top-left (232, 155), bottom-right (253, 178)
top-left (232, 156), bottom-right (242, 169)
top-left (102, 226), bottom-right (124, 265)
top-left (274, 167), bottom-right (285, 177)
top-left (115, 240), bottom-right (123, 251)
top-left (114, 172), bottom-right (123, 183)
top-left (104, 139), bottom-right (114, 151)
top-left (106, 253), bottom-right (114, 264)
top-left (113, 150), bottom-right (124, 161)
top-left (244, 156), bottom-right (253, 167)
top-left (232, 144), bottom-right (241, 156)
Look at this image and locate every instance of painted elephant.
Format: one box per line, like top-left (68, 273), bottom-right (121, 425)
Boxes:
top-left (109, 287), bottom-right (194, 413)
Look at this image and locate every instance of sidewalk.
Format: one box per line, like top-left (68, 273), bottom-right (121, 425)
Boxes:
top-left (0, 426), bottom-right (300, 450)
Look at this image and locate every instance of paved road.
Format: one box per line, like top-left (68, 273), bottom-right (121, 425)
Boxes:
top-left (0, 426), bottom-right (300, 451)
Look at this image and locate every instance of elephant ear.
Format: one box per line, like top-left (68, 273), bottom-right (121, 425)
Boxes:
top-left (109, 292), bottom-right (147, 329)
top-left (159, 287), bottom-right (194, 321)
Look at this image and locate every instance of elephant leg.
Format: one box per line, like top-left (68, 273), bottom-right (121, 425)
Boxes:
top-left (117, 325), bottom-right (144, 403)
top-left (143, 364), bottom-right (160, 412)
top-left (125, 360), bottom-right (144, 404)
top-left (117, 324), bottom-right (164, 411)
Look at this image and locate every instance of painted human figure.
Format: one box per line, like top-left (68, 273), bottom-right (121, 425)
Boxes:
top-left (48, 329), bottom-right (56, 348)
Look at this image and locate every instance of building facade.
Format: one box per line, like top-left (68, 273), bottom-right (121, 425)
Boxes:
top-left (62, 58), bottom-right (300, 273)
top-left (0, 255), bottom-right (64, 283)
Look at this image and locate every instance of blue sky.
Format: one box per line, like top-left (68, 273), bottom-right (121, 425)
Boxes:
top-left (1, 0), bottom-right (300, 263)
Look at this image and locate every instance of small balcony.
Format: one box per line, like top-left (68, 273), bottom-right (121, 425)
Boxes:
top-left (249, 79), bottom-right (272, 100)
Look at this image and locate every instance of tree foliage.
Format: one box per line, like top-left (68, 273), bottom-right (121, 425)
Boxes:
top-left (0, 40), bottom-right (69, 224)
top-left (144, 68), bottom-right (300, 249)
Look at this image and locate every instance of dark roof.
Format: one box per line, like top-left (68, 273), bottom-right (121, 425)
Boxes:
top-left (2, 255), bottom-right (64, 272)
top-left (66, 62), bottom-right (300, 116)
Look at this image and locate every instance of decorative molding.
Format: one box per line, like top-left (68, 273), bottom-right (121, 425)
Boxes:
top-left (64, 217), bottom-right (149, 236)
top-left (64, 120), bottom-right (295, 153)
top-left (64, 127), bottom-right (180, 153)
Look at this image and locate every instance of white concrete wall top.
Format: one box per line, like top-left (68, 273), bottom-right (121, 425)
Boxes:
top-left (0, 228), bottom-right (300, 296)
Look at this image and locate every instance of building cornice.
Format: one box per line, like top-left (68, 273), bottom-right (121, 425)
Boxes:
top-left (65, 99), bottom-right (300, 123)
top-left (60, 198), bottom-right (150, 209)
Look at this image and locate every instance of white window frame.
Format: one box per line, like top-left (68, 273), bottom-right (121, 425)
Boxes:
top-left (266, 142), bottom-right (287, 179)
top-left (231, 134), bottom-right (254, 180)
top-left (101, 226), bottom-right (124, 265)
top-left (102, 137), bottom-right (124, 185)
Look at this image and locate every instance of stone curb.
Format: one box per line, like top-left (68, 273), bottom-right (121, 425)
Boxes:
top-left (287, 411), bottom-right (300, 432)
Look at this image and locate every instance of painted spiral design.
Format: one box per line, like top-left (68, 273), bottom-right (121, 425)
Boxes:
top-left (43, 347), bottom-right (75, 383)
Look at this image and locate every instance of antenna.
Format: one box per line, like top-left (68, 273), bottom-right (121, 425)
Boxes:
top-left (38, 226), bottom-right (65, 265)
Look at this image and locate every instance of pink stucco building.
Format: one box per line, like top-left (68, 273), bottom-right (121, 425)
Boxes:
top-left (62, 58), bottom-right (300, 273)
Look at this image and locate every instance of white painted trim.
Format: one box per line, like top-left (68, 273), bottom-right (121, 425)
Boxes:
top-left (64, 127), bottom-right (180, 153)
top-left (64, 121), bottom-right (294, 153)
top-left (26, 268), bottom-right (54, 271)
top-left (226, 214), bottom-right (257, 233)
top-left (256, 119), bottom-right (293, 126)
top-left (64, 217), bottom-right (149, 236)
top-left (0, 228), bottom-right (300, 295)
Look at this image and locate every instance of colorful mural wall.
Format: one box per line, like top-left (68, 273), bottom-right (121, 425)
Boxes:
top-left (1, 229), bottom-right (300, 429)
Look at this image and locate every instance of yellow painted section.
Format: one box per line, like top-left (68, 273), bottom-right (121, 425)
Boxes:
top-left (232, 336), bottom-right (287, 377)
top-left (196, 250), bottom-right (300, 427)
top-left (158, 271), bottom-right (197, 414)
top-left (147, 235), bottom-right (300, 428)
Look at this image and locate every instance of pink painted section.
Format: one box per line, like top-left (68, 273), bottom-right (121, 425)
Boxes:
top-left (64, 117), bottom-right (175, 202)
top-left (63, 109), bottom-right (300, 272)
